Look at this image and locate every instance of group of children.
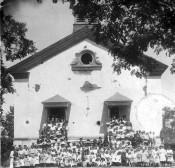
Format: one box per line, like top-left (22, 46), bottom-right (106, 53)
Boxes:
top-left (37, 119), bottom-right (68, 146)
top-left (12, 117), bottom-right (174, 167)
top-left (107, 117), bottom-right (155, 146)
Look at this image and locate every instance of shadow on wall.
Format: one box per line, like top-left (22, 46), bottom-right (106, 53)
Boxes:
top-left (99, 103), bottom-right (109, 135)
top-left (39, 106), bottom-right (47, 135)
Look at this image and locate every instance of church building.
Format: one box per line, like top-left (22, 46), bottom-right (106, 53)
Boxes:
top-left (5, 20), bottom-right (174, 145)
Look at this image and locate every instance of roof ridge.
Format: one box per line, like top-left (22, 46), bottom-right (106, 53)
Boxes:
top-left (7, 27), bottom-right (92, 72)
top-left (105, 92), bottom-right (132, 102)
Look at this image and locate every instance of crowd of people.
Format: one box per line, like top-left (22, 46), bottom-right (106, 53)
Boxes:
top-left (37, 119), bottom-right (68, 146)
top-left (107, 117), bottom-right (155, 148)
top-left (11, 117), bottom-right (174, 167)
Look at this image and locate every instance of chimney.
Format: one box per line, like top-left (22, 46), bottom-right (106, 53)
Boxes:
top-left (73, 16), bottom-right (97, 32)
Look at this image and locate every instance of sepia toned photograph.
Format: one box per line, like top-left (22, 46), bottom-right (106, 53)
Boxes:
top-left (1, 0), bottom-right (175, 168)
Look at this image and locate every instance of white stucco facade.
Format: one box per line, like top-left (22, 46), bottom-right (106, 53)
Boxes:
top-left (4, 39), bottom-right (174, 145)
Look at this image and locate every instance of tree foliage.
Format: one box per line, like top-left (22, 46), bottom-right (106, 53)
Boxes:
top-left (2, 15), bottom-right (36, 61)
top-left (70, 0), bottom-right (175, 76)
top-left (0, 10), bottom-right (36, 164)
top-left (0, 12), bottom-right (37, 115)
top-left (1, 106), bottom-right (14, 138)
top-left (1, 107), bottom-right (14, 166)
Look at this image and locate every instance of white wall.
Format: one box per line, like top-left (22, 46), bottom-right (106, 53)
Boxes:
top-left (4, 40), bottom-right (168, 141)
top-left (3, 0), bottom-right (175, 143)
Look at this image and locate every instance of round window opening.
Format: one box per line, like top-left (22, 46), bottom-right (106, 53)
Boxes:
top-left (81, 53), bottom-right (93, 64)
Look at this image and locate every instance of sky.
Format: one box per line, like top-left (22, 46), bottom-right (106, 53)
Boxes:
top-left (4, 0), bottom-right (175, 101)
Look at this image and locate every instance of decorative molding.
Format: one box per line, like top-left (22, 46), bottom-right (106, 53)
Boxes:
top-left (34, 84), bottom-right (40, 92)
top-left (80, 81), bottom-right (101, 92)
top-left (105, 101), bottom-right (132, 106)
top-left (42, 102), bottom-right (71, 107)
top-left (71, 49), bottom-right (102, 71)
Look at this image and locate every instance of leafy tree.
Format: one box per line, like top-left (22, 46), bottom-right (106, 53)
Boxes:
top-left (0, 9), bottom-right (36, 165)
top-left (1, 108), bottom-right (14, 166)
top-left (33, 0), bottom-right (175, 76)
top-left (70, 0), bottom-right (175, 76)
top-left (0, 11), bottom-right (37, 116)
top-left (35, 0), bottom-right (173, 76)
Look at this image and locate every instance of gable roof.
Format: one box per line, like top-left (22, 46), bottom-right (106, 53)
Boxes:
top-left (7, 26), bottom-right (168, 76)
top-left (42, 94), bottom-right (70, 105)
top-left (8, 27), bottom-right (94, 73)
top-left (105, 92), bottom-right (132, 106)
top-left (105, 92), bottom-right (132, 102)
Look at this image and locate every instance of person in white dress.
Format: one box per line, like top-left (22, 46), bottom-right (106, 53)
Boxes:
top-left (126, 149), bottom-right (133, 166)
top-left (9, 149), bottom-right (14, 168)
top-left (111, 151), bottom-right (121, 166)
top-left (159, 145), bottom-right (167, 166)
top-left (152, 147), bottom-right (160, 167)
